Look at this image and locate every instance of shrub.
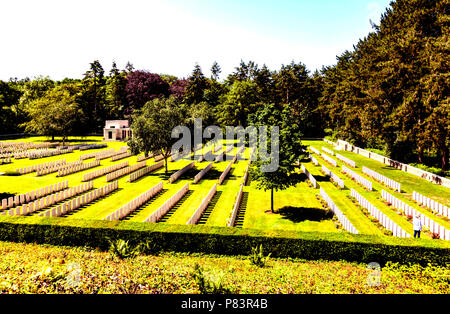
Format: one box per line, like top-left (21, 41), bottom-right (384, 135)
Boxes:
top-left (409, 163), bottom-right (449, 178)
top-left (249, 244), bottom-right (271, 267)
top-left (138, 239), bottom-right (162, 255)
top-left (191, 263), bottom-right (231, 294)
top-left (431, 233), bottom-right (440, 240)
top-left (0, 216), bottom-right (449, 266)
top-left (108, 239), bottom-right (140, 259)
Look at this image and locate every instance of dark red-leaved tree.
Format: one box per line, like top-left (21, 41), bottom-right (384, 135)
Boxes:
top-left (169, 79), bottom-right (188, 100)
top-left (125, 71), bottom-right (170, 110)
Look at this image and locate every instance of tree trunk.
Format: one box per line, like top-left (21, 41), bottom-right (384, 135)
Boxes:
top-left (418, 146), bottom-right (423, 164)
top-left (442, 146), bottom-right (449, 172)
top-left (165, 158), bottom-right (168, 174)
top-left (271, 188), bottom-right (274, 213)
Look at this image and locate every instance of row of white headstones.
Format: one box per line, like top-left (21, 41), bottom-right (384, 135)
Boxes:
top-left (1, 181), bottom-right (68, 210)
top-left (83, 161), bottom-right (129, 181)
top-left (319, 146), bottom-right (448, 221)
top-left (382, 190), bottom-right (450, 240)
top-left (351, 188), bottom-right (410, 237)
top-left (2, 181), bottom-right (94, 216)
top-left (38, 181), bottom-right (119, 218)
top-left (309, 145), bottom-right (449, 239)
top-left (104, 146), bottom-right (247, 225)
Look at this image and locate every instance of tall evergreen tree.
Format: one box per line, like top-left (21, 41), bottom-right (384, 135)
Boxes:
top-left (183, 64), bottom-right (208, 105)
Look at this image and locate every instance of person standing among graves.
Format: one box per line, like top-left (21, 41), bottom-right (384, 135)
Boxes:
top-left (413, 214), bottom-right (422, 238)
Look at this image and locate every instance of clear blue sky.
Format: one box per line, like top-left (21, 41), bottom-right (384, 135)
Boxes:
top-left (0, 0), bottom-right (393, 81)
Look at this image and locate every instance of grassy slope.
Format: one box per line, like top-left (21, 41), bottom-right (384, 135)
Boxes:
top-left (0, 240), bottom-right (448, 294)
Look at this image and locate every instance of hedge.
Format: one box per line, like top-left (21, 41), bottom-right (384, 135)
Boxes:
top-left (0, 216), bottom-right (449, 266)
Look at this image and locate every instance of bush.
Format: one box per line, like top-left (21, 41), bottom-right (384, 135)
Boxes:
top-left (409, 163), bottom-right (449, 178)
top-left (249, 245), bottom-right (271, 267)
top-left (0, 216), bottom-right (448, 266)
top-left (138, 239), bottom-right (163, 255)
top-left (191, 263), bottom-right (232, 294)
top-left (108, 239), bottom-right (140, 259)
top-left (365, 147), bottom-right (386, 156)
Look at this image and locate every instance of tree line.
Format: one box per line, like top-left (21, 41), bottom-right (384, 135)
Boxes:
top-left (0, 0), bottom-right (447, 173)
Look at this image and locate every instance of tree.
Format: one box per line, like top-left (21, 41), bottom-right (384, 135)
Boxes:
top-left (106, 61), bottom-right (128, 118)
top-left (249, 103), bottom-right (307, 212)
top-left (128, 97), bottom-right (187, 174)
top-left (169, 78), bottom-right (189, 101)
top-left (273, 61), bottom-right (309, 105)
top-left (217, 80), bottom-right (260, 127)
top-left (18, 76), bottom-right (55, 110)
top-left (0, 80), bottom-right (23, 134)
top-left (125, 70), bottom-right (170, 111)
top-left (210, 61), bottom-right (221, 81)
top-left (22, 85), bottom-right (81, 145)
top-left (227, 60), bottom-right (258, 84)
top-left (125, 61), bottom-right (135, 74)
top-left (318, 0), bottom-right (449, 170)
top-left (254, 64), bottom-right (275, 104)
top-left (78, 60), bottom-right (107, 133)
top-left (183, 64), bottom-right (208, 105)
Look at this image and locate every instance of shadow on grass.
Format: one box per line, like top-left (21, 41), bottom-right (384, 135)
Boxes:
top-left (221, 168), bottom-right (236, 185)
top-left (314, 174), bottom-right (330, 182)
top-left (201, 169), bottom-right (223, 181)
top-left (62, 188), bottom-right (122, 217)
top-left (276, 206), bottom-right (333, 223)
top-left (66, 139), bottom-right (103, 143)
top-left (121, 189), bottom-right (169, 221)
top-left (299, 156), bottom-right (311, 163)
top-left (0, 192), bottom-right (15, 199)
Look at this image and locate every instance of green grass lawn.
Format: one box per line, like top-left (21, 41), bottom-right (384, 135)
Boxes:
top-left (1, 136), bottom-right (449, 241)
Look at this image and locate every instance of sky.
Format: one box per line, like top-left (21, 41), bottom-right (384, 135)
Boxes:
top-left (0, 0), bottom-right (393, 81)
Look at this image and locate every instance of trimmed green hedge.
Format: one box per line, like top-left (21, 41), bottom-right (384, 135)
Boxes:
top-left (0, 216), bottom-right (449, 266)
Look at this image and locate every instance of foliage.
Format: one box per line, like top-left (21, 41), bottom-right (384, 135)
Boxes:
top-left (217, 80), bottom-right (261, 126)
top-left (17, 76), bottom-right (55, 116)
top-left (249, 103), bottom-right (307, 212)
top-left (105, 61), bottom-right (128, 118)
top-left (2, 170), bottom-right (21, 176)
top-left (319, 0), bottom-right (449, 170)
top-left (210, 61), bottom-right (222, 81)
top-left (125, 70), bottom-right (170, 110)
top-left (22, 85), bottom-right (81, 144)
top-left (127, 96), bottom-right (187, 173)
top-left (0, 80), bottom-right (23, 134)
top-left (183, 64), bottom-right (208, 105)
top-left (0, 215), bottom-right (448, 266)
top-left (169, 78), bottom-right (189, 101)
top-left (191, 263), bottom-right (232, 294)
top-left (78, 60), bottom-right (108, 133)
top-left (108, 239), bottom-right (140, 259)
top-left (1, 240), bottom-right (447, 294)
top-left (138, 239), bottom-right (163, 256)
top-left (227, 60), bottom-right (259, 83)
top-left (249, 245), bottom-right (271, 267)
